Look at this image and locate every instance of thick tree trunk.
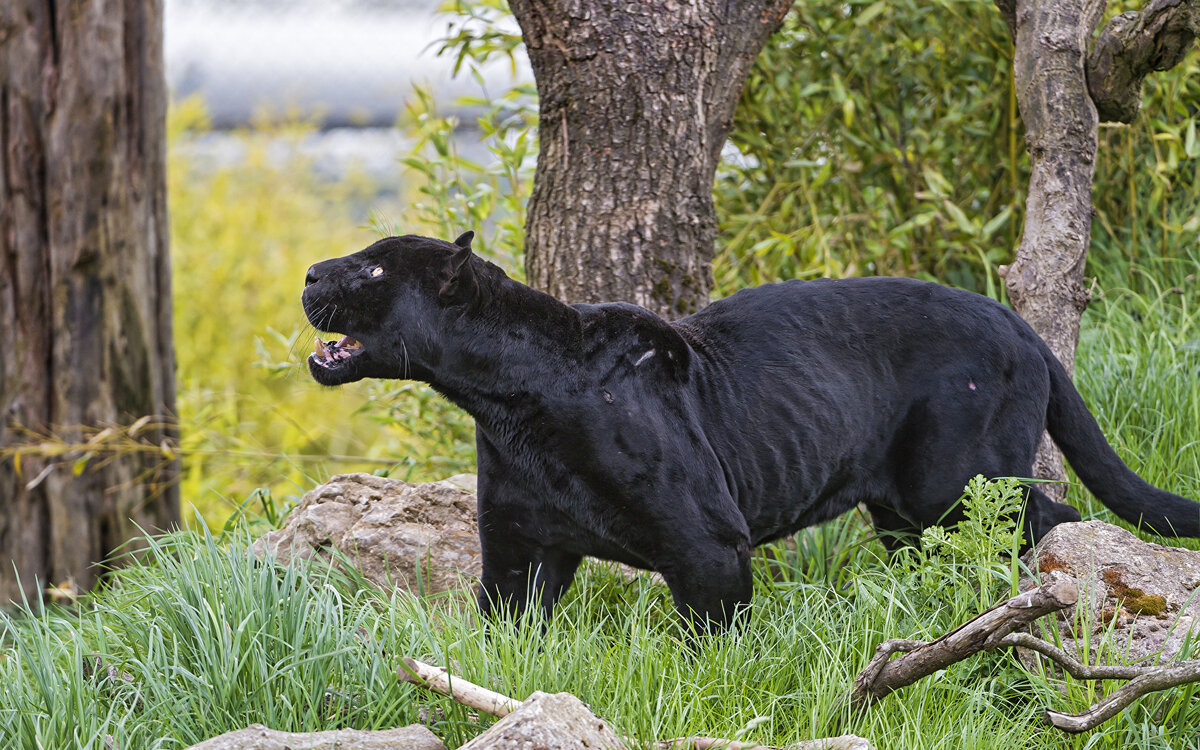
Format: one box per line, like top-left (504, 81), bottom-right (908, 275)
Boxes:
top-left (0, 0), bottom-right (179, 603)
top-left (511, 0), bottom-right (792, 319)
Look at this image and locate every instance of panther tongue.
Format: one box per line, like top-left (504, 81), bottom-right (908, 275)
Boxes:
top-left (337, 336), bottom-right (362, 350)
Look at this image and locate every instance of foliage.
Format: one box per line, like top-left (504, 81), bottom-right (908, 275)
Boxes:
top-left (357, 1), bottom-right (538, 495)
top-left (916, 475), bottom-right (1026, 611)
top-left (410, 0), bottom-right (1199, 301)
top-left (169, 0), bottom-right (541, 526)
top-left (1090, 67), bottom-right (1200, 292)
top-left (167, 98), bottom-right (409, 525)
top-left (716, 0), bottom-right (1200, 297)
top-left (717, 0), bottom-right (1020, 296)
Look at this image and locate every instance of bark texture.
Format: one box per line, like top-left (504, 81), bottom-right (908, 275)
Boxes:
top-left (1086, 0), bottom-right (1200, 123)
top-left (511, 0), bottom-right (792, 318)
top-left (996, 0), bottom-right (1106, 496)
top-left (0, 0), bottom-right (179, 603)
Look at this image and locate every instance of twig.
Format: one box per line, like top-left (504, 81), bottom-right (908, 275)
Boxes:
top-left (998, 633), bottom-right (1200, 733)
top-left (399, 657), bottom-right (520, 718)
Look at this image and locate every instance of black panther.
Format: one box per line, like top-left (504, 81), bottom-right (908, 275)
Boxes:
top-left (302, 231), bottom-right (1199, 631)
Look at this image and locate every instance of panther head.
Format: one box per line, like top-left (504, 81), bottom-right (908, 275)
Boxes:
top-left (301, 231), bottom-right (498, 386)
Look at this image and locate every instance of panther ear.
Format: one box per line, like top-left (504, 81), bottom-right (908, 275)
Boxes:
top-left (453, 231), bottom-right (475, 249)
top-left (439, 234), bottom-right (493, 309)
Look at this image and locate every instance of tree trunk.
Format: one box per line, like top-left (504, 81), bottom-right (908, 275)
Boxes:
top-left (996, 0), bottom-right (1105, 497)
top-left (995, 0), bottom-right (1198, 497)
top-left (511, 0), bottom-right (792, 319)
top-left (0, 0), bottom-right (179, 603)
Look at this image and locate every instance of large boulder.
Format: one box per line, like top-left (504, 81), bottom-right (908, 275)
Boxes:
top-left (1019, 520), bottom-right (1200, 664)
top-left (252, 473), bottom-right (481, 593)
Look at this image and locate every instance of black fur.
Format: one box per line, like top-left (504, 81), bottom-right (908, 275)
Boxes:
top-left (302, 233), bottom-right (1200, 630)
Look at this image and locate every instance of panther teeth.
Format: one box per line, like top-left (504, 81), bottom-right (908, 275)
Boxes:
top-left (314, 335), bottom-right (363, 367)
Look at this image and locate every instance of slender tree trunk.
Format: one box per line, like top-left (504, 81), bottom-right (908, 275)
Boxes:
top-left (511, 0), bottom-right (793, 319)
top-left (0, 0), bottom-right (179, 603)
top-left (996, 0), bottom-right (1104, 497)
top-left (994, 0), bottom-right (1198, 496)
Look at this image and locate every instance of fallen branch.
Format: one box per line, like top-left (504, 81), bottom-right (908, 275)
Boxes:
top-left (399, 658), bottom-right (520, 718)
top-left (400, 658), bottom-right (872, 750)
top-left (850, 572), bottom-right (1080, 709)
top-left (850, 570), bottom-right (1200, 732)
top-left (999, 633), bottom-right (1200, 732)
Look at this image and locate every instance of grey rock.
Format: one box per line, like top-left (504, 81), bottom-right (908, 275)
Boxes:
top-left (459, 691), bottom-right (625, 750)
top-left (252, 473), bottom-right (481, 594)
top-left (1019, 520), bottom-right (1200, 664)
top-left (183, 723), bottom-right (445, 750)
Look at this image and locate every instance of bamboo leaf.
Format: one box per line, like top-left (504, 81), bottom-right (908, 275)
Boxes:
top-left (855, 0), bottom-right (888, 27)
top-left (942, 200), bottom-right (977, 236)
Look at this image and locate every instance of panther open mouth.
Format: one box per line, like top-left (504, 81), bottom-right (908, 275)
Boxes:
top-left (310, 335), bottom-right (364, 370)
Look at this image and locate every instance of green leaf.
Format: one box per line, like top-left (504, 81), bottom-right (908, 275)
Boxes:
top-left (980, 205), bottom-right (1013, 240)
top-left (1185, 119), bottom-right (1199, 159)
top-left (942, 200), bottom-right (977, 236)
top-left (855, 1), bottom-right (887, 27)
top-left (810, 159), bottom-right (835, 192)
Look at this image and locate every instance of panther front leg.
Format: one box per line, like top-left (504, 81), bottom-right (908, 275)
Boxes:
top-left (475, 485), bottom-right (581, 621)
top-left (477, 535), bottom-right (582, 622)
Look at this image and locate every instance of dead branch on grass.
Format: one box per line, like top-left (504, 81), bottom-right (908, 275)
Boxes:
top-left (849, 570), bottom-right (1200, 732)
top-left (399, 657), bottom-right (871, 749)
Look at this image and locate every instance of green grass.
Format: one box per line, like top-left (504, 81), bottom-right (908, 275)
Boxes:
top-left (2, 505), bottom-right (1195, 749)
top-left (0, 526), bottom-right (1059, 750)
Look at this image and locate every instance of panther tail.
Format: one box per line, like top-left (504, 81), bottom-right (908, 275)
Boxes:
top-left (1043, 343), bottom-right (1200, 537)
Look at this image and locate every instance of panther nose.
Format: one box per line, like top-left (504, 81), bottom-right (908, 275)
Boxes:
top-left (305, 265), bottom-right (320, 286)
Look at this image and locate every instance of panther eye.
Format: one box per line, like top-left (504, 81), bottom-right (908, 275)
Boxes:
top-left (369, 266), bottom-right (384, 277)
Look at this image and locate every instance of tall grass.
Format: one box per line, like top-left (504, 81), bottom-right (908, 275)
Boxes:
top-left (1071, 260), bottom-right (1200, 545)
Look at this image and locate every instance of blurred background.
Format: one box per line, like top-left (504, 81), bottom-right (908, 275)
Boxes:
top-left (166, 0), bottom-right (535, 525)
top-left (168, 0), bottom-right (1199, 530)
